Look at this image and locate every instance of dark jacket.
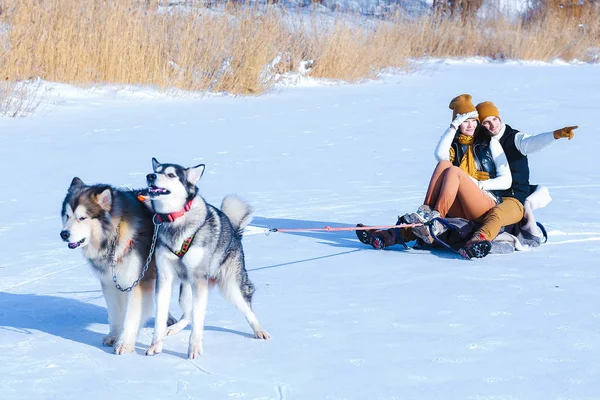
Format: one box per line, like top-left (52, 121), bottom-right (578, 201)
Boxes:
top-left (450, 124), bottom-right (502, 203)
top-left (450, 124), bottom-right (497, 178)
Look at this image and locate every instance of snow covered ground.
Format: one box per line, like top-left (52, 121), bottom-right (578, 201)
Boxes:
top-left (1, 60), bottom-right (600, 399)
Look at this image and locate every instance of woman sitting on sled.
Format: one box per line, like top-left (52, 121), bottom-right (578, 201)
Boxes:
top-left (357, 94), bottom-right (511, 255)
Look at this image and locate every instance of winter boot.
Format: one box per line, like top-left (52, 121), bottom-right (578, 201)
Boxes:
top-left (459, 232), bottom-right (492, 259)
top-left (355, 224), bottom-right (373, 245)
top-left (405, 207), bottom-right (446, 244)
top-left (356, 215), bottom-right (416, 250)
top-left (370, 229), bottom-right (400, 250)
top-left (356, 224), bottom-right (399, 250)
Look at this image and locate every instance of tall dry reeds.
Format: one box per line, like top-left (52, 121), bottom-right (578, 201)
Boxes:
top-left (432, 0), bottom-right (484, 19)
top-left (525, 0), bottom-right (599, 22)
top-left (0, 0), bottom-right (291, 94)
top-left (0, 0), bottom-right (598, 115)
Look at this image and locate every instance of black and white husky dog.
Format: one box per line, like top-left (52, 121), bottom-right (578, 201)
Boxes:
top-left (144, 158), bottom-right (270, 359)
top-left (60, 177), bottom-right (173, 354)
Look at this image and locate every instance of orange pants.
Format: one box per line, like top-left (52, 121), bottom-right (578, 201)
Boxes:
top-left (475, 197), bottom-right (524, 240)
top-left (424, 160), bottom-right (497, 220)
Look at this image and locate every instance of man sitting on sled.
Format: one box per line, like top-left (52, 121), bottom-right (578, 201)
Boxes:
top-left (456, 100), bottom-right (577, 258)
top-left (357, 94), bottom-right (577, 259)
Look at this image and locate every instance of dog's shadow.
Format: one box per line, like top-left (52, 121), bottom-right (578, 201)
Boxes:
top-left (0, 291), bottom-right (112, 352)
top-left (252, 216), bottom-right (364, 249)
top-left (0, 291), bottom-right (257, 356)
top-left (251, 216), bottom-right (464, 261)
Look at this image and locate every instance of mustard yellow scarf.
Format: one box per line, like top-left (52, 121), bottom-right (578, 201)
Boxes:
top-left (449, 134), bottom-right (489, 180)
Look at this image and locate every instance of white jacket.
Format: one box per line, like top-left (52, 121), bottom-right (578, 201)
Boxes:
top-left (493, 123), bottom-right (556, 155)
top-left (434, 125), bottom-right (512, 192)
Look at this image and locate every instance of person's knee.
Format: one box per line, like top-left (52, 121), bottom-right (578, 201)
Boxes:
top-left (444, 166), bottom-right (465, 182)
top-left (485, 207), bottom-right (503, 223)
top-left (506, 197), bottom-right (524, 216)
top-left (516, 200), bottom-right (524, 216)
top-left (492, 198), bottom-right (524, 225)
top-left (435, 160), bottom-right (453, 171)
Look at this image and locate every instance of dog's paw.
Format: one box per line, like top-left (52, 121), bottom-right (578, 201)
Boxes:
top-left (255, 330), bottom-right (271, 340)
top-left (114, 342), bottom-right (135, 355)
top-left (188, 343), bottom-right (203, 359)
top-left (102, 335), bottom-right (117, 347)
top-left (145, 341), bottom-right (163, 356)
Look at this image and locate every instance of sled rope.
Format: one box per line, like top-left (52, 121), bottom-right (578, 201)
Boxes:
top-left (267, 223), bottom-right (422, 234)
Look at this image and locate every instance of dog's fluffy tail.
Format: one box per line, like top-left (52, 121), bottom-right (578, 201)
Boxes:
top-left (221, 195), bottom-right (253, 235)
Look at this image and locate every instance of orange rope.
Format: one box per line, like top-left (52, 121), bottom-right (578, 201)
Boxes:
top-left (269, 223), bottom-right (422, 233)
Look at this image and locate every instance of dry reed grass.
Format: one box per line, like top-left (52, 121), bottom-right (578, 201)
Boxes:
top-left (0, 0), bottom-right (599, 116)
top-left (526, 0), bottom-right (599, 22)
top-left (0, 0), bottom-right (288, 94)
top-left (0, 80), bottom-right (43, 118)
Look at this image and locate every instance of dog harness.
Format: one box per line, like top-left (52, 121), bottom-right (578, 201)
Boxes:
top-left (108, 221), bottom-right (135, 263)
top-left (174, 235), bottom-right (195, 258)
top-left (150, 199), bottom-right (197, 258)
top-left (116, 239), bottom-right (134, 263)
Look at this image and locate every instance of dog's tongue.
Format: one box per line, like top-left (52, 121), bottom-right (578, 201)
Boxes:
top-left (68, 242), bottom-right (79, 249)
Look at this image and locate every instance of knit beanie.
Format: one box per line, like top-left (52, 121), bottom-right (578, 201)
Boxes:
top-left (449, 94), bottom-right (478, 121)
top-left (476, 101), bottom-right (500, 122)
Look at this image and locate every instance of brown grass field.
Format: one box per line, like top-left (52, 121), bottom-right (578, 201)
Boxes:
top-left (0, 0), bottom-right (598, 115)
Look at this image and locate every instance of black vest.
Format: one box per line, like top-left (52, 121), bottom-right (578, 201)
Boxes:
top-left (497, 124), bottom-right (530, 204)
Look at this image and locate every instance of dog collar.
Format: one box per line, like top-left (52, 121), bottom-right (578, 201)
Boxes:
top-left (155, 199), bottom-right (194, 223)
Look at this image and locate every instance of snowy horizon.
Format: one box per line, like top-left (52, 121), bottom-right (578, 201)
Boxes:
top-left (2, 59), bottom-right (600, 399)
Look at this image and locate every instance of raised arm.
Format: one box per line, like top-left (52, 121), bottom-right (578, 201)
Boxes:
top-left (434, 111), bottom-right (479, 161)
top-left (434, 125), bottom-right (456, 161)
top-left (515, 125), bottom-right (577, 155)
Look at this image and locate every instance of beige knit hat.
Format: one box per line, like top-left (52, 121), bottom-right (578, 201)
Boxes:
top-left (449, 94), bottom-right (478, 121)
top-left (476, 101), bottom-right (500, 122)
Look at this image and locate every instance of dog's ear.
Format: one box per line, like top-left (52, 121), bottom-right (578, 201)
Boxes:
top-left (187, 164), bottom-right (205, 185)
top-left (152, 158), bottom-right (161, 172)
top-left (95, 188), bottom-right (113, 211)
top-left (69, 177), bottom-right (85, 191)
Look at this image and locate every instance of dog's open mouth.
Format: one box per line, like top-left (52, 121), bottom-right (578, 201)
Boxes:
top-left (68, 238), bottom-right (85, 249)
top-left (148, 185), bottom-right (171, 197)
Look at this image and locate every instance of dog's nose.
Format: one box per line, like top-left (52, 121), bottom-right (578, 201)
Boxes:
top-left (60, 230), bottom-right (70, 241)
top-left (146, 173), bottom-right (156, 182)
